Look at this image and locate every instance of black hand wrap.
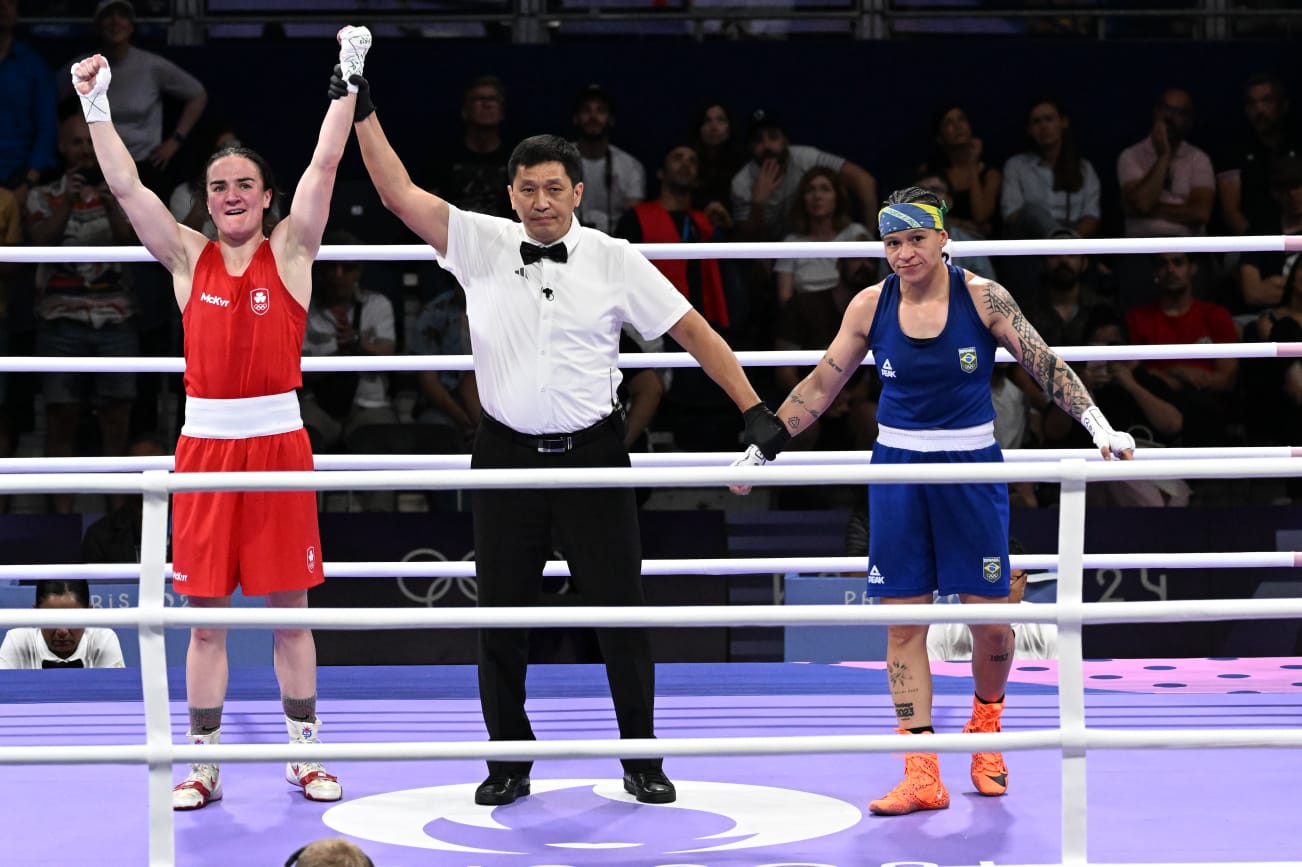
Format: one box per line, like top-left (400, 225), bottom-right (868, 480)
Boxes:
top-left (743, 402), bottom-right (790, 461)
top-left (328, 66), bottom-right (375, 122)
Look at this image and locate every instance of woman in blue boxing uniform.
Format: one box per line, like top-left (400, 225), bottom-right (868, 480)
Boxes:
top-left (734, 186), bottom-right (1134, 814)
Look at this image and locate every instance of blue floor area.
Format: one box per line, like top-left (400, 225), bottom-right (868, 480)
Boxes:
top-left (0, 662), bottom-right (1067, 704)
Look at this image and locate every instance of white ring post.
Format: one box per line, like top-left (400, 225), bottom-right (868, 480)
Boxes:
top-left (137, 470), bottom-right (175, 867)
top-left (1057, 459), bottom-right (1089, 867)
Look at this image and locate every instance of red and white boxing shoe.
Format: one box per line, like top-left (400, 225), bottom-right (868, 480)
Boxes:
top-left (173, 730), bottom-right (223, 811)
top-left (285, 717), bottom-right (343, 802)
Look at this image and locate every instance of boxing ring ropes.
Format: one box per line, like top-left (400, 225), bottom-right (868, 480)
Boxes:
top-left (2, 234), bottom-right (1302, 867)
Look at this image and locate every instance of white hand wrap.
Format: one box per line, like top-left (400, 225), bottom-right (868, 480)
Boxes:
top-left (337, 25), bottom-right (372, 92)
top-left (733, 443), bottom-right (768, 470)
top-left (1081, 405), bottom-right (1135, 459)
top-left (729, 444), bottom-right (768, 495)
top-left (71, 61), bottom-right (112, 124)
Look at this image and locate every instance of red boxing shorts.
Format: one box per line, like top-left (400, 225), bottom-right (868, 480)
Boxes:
top-left (171, 428), bottom-right (323, 598)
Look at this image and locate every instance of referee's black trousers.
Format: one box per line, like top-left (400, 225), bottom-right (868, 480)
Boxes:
top-left (472, 414), bottom-right (661, 777)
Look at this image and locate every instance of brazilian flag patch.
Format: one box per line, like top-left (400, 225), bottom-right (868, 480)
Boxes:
top-left (982, 557), bottom-right (1002, 583)
top-left (959, 347), bottom-right (978, 373)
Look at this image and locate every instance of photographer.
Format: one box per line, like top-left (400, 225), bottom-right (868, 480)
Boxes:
top-left (26, 106), bottom-right (138, 511)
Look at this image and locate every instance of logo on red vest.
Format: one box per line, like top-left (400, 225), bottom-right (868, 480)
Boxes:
top-left (250, 287), bottom-right (271, 316)
top-left (307, 545), bottom-right (316, 574)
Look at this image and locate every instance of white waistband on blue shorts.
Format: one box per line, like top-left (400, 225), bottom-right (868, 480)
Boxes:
top-left (876, 421), bottom-right (996, 452)
top-left (181, 391), bottom-right (303, 439)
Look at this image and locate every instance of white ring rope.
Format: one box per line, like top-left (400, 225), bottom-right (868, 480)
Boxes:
top-left (7, 597), bottom-right (1302, 631)
top-left (0, 341), bottom-right (1297, 374)
top-left (4, 727), bottom-right (1299, 769)
top-left (0, 456), bottom-right (1298, 495)
top-left (0, 444), bottom-right (1289, 474)
top-left (0, 549), bottom-right (1295, 584)
top-left (2, 234), bottom-right (1299, 264)
top-left (4, 233), bottom-right (1298, 866)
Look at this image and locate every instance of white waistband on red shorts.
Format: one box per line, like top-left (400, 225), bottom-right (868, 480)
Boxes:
top-left (181, 391), bottom-right (303, 439)
top-left (876, 421), bottom-right (996, 452)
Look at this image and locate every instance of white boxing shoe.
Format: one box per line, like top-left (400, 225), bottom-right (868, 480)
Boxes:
top-left (173, 729), bottom-right (223, 811)
top-left (285, 716), bottom-right (342, 802)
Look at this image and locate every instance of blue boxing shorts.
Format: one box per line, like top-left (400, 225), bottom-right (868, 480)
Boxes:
top-left (866, 437), bottom-right (1010, 598)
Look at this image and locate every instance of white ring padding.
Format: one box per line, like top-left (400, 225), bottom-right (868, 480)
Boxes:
top-left (3, 234), bottom-right (1299, 264)
top-left (0, 340), bottom-right (1295, 372)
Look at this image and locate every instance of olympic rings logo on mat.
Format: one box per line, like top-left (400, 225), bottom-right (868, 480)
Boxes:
top-left (322, 780), bottom-right (861, 858)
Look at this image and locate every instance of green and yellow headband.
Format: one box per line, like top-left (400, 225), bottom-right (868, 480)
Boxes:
top-left (877, 202), bottom-right (946, 236)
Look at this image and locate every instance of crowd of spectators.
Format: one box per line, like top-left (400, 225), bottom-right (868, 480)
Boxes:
top-left (1, 1), bottom-right (1300, 514)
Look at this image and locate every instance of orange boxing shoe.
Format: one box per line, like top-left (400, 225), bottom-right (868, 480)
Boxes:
top-left (964, 696), bottom-right (1009, 796)
top-left (868, 730), bottom-right (950, 816)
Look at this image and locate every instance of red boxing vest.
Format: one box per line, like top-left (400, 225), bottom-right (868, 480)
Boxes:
top-left (183, 241), bottom-right (307, 399)
top-left (633, 202), bottom-right (729, 328)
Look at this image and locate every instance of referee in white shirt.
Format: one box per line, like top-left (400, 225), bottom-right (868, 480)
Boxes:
top-left (337, 64), bottom-right (788, 807)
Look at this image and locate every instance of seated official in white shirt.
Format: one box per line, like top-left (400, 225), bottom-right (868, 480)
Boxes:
top-left (927, 564), bottom-right (1058, 662)
top-left (0, 579), bottom-right (125, 669)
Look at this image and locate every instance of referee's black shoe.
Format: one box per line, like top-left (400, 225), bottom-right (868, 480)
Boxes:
top-left (623, 770), bottom-right (676, 804)
top-left (474, 773), bottom-right (530, 805)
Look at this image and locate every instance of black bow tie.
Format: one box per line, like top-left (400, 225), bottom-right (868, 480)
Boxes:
top-left (42, 659), bottom-right (85, 669)
top-left (520, 242), bottom-right (568, 265)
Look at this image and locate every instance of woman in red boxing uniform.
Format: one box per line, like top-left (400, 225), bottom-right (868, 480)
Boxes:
top-left (71, 25), bottom-right (371, 810)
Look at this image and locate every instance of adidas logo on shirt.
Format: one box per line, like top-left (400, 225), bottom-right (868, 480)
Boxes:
top-left (868, 564), bottom-right (885, 584)
top-left (880, 359), bottom-right (896, 378)
top-left (514, 267), bottom-right (527, 278)
top-left (200, 293), bottom-right (230, 308)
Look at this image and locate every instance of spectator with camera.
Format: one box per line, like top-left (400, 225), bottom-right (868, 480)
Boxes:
top-left (27, 106), bottom-right (138, 511)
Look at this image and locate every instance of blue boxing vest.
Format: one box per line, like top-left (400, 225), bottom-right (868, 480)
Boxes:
top-left (867, 263), bottom-right (996, 430)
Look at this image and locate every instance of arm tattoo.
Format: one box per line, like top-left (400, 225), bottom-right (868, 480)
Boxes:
top-left (785, 392), bottom-right (819, 431)
top-left (822, 354), bottom-right (844, 374)
top-left (894, 702), bottom-right (916, 720)
top-left (990, 653), bottom-right (1009, 663)
top-left (983, 280), bottom-right (1093, 418)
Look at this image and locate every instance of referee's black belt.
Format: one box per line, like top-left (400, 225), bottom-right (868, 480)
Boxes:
top-left (482, 412), bottom-right (618, 454)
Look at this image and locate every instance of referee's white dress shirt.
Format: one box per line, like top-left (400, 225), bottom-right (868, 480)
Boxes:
top-left (440, 205), bottom-right (691, 435)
